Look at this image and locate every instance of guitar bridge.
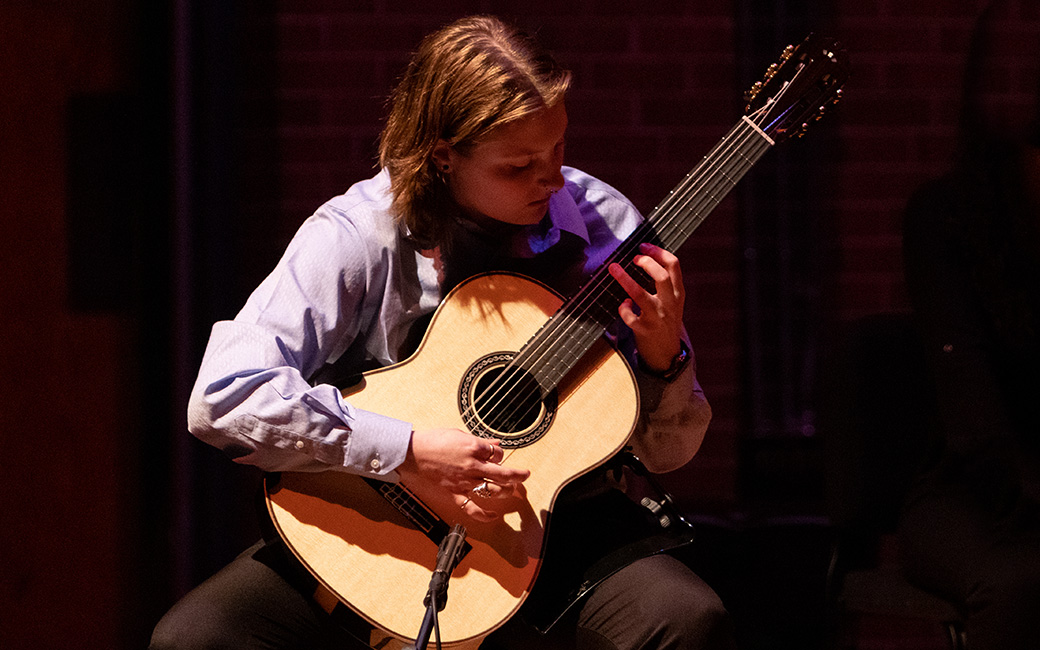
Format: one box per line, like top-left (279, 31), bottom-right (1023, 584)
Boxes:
top-left (362, 477), bottom-right (472, 559)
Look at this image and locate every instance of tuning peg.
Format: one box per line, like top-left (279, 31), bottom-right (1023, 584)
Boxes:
top-left (744, 80), bottom-right (763, 104)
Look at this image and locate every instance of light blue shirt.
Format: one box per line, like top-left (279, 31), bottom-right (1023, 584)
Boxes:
top-left (187, 166), bottom-right (709, 479)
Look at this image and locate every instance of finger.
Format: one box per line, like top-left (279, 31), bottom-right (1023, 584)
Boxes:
top-left (610, 257), bottom-right (675, 319)
top-left (484, 440), bottom-right (502, 464)
top-left (634, 250), bottom-right (683, 305)
top-left (634, 250), bottom-right (670, 284)
top-left (638, 242), bottom-right (681, 274)
top-left (638, 244), bottom-right (684, 298)
top-left (611, 263), bottom-right (666, 328)
top-left (638, 242), bottom-right (679, 267)
top-left (617, 297), bottom-right (640, 329)
top-left (469, 479), bottom-right (515, 500)
top-left (608, 262), bottom-right (649, 305)
top-left (468, 438), bottom-right (500, 464)
top-left (457, 495), bottom-right (499, 522)
top-left (479, 463), bottom-right (531, 485)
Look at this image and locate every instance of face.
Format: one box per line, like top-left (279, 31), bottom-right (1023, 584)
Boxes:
top-left (435, 101), bottom-right (567, 227)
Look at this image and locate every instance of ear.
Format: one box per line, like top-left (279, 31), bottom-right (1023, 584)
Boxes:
top-left (431, 140), bottom-right (452, 172)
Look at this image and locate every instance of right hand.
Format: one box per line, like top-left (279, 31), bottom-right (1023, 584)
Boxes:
top-left (397, 428), bottom-right (530, 521)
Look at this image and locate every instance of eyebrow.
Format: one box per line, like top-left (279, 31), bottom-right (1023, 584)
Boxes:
top-left (497, 136), bottom-right (566, 159)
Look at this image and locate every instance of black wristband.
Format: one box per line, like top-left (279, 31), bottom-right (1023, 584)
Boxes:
top-left (639, 340), bottom-right (690, 382)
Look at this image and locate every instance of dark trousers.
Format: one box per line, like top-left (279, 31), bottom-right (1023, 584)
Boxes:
top-left (898, 478), bottom-right (1040, 650)
top-left (149, 538), bottom-right (733, 650)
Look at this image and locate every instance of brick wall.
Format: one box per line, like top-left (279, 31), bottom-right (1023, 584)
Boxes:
top-left (236, 1), bottom-right (743, 504)
top-left (1, 3), bottom-right (139, 649)
top-left (832, 0), bottom-right (997, 318)
top-left (229, 0), bottom-right (1032, 508)
top-left (4, 1), bottom-right (1036, 648)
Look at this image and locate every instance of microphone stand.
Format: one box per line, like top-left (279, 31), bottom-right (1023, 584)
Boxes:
top-left (410, 523), bottom-right (467, 650)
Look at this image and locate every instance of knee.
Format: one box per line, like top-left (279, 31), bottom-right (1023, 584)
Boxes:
top-left (629, 560), bottom-right (734, 649)
top-left (148, 609), bottom-right (184, 650)
top-left (969, 563), bottom-right (1040, 612)
top-left (647, 587), bottom-right (733, 649)
top-left (149, 600), bottom-right (236, 650)
top-left (577, 556), bottom-right (735, 650)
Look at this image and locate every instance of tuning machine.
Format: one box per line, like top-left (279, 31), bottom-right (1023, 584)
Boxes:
top-left (744, 43), bottom-right (796, 108)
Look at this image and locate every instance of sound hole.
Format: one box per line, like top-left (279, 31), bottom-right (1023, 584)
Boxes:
top-left (459, 353), bottom-right (556, 448)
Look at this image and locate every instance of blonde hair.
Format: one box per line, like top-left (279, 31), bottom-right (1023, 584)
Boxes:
top-left (378, 15), bottom-right (571, 246)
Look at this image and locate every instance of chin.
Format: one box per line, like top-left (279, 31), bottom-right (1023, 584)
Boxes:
top-left (493, 212), bottom-right (543, 227)
top-left (523, 203), bottom-right (551, 223)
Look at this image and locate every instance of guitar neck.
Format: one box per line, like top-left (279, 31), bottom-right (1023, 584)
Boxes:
top-left (519, 117), bottom-right (775, 391)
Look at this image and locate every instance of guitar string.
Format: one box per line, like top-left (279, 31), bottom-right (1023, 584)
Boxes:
top-left (464, 117), bottom-right (773, 437)
top-left (478, 95), bottom-right (784, 430)
top-left (510, 120), bottom-right (772, 401)
top-left (468, 121), bottom-right (773, 437)
top-left (460, 112), bottom-right (775, 438)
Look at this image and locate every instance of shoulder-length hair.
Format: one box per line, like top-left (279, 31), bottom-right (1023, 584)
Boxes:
top-left (378, 15), bottom-right (571, 247)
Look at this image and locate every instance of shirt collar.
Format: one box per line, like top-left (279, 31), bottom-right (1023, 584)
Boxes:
top-left (513, 186), bottom-right (590, 257)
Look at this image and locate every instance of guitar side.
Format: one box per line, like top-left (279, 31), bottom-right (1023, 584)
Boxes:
top-left (266, 272), bottom-right (640, 646)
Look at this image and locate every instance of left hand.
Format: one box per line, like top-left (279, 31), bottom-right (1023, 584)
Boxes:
top-left (608, 243), bottom-right (685, 372)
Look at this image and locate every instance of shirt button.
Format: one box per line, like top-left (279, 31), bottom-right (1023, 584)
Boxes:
top-left (295, 440), bottom-right (305, 450)
top-left (370, 458), bottom-right (382, 471)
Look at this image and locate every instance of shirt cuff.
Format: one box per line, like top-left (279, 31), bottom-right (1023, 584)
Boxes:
top-left (637, 340), bottom-right (691, 383)
top-left (342, 409), bottom-right (413, 479)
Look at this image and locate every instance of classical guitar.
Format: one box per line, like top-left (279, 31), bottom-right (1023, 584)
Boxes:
top-left (265, 34), bottom-right (849, 649)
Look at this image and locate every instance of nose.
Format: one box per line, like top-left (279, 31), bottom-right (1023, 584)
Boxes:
top-left (540, 162), bottom-right (565, 194)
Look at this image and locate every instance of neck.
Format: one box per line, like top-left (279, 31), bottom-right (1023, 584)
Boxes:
top-left (454, 210), bottom-right (528, 240)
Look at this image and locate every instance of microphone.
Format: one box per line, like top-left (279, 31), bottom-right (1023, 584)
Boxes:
top-left (425, 523), bottom-right (467, 610)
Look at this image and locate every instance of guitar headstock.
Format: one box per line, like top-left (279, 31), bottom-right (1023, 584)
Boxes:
top-left (744, 34), bottom-right (850, 143)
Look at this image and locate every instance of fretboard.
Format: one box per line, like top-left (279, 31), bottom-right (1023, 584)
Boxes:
top-left (516, 117), bottom-right (774, 392)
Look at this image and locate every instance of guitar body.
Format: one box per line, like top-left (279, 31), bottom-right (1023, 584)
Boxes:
top-left (265, 272), bottom-right (640, 647)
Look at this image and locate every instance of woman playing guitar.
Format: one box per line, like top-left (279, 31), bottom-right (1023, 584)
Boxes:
top-left (151, 15), bottom-right (732, 650)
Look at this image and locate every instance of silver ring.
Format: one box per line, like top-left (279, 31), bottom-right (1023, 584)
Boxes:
top-left (460, 497), bottom-right (471, 509)
top-left (485, 444), bottom-right (495, 462)
top-left (472, 481), bottom-right (493, 499)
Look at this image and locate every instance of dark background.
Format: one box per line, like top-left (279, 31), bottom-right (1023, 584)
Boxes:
top-left (1, 0), bottom-right (1026, 648)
